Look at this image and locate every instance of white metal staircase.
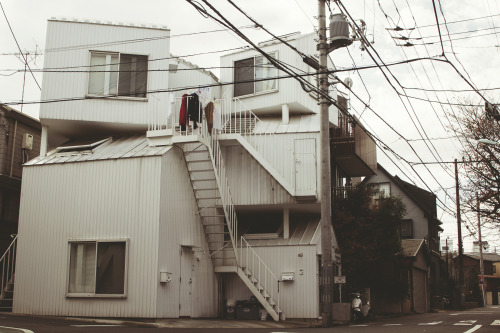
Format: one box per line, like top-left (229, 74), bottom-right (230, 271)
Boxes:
top-left (150, 97), bottom-right (283, 320)
top-left (0, 235), bottom-right (17, 312)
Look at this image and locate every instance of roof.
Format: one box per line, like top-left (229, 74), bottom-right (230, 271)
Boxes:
top-left (402, 239), bottom-right (425, 257)
top-left (0, 104), bottom-right (41, 130)
top-left (464, 252), bottom-right (500, 262)
top-left (24, 135), bottom-right (171, 166)
top-left (49, 17), bottom-right (169, 31)
top-left (245, 219), bottom-right (320, 247)
top-left (365, 163), bottom-right (442, 228)
top-left (171, 54), bottom-right (219, 83)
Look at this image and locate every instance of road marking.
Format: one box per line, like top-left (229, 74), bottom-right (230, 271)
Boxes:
top-left (492, 320), bottom-right (500, 326)
top-left (349, 324), bottom-right (368, 327)
top-left (463, 325), bottom-right (482, 333)
top-left (450, 313), bottom-right (460, 315)
top-left (418, 321), bottom-right (443, 325)
top-left (0, 326), bottom-right (34, 333)
top-left (454, 320), bottom-right (477, 326)
top-left (70, 325), bottom-right (123, 327)
top-left (383, 324), bottom-right (402, 326)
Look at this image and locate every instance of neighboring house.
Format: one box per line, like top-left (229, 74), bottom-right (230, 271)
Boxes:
top-left (0, 105), bottom-right (41, 255)
top-left (12, 21), bottom-right (377, 320)
top-left (0, 104), bottom-right (41, 312)
top-left (363, 163), bottom-right (443, 313)
top-left (451, 252), bottom-right (500, 305)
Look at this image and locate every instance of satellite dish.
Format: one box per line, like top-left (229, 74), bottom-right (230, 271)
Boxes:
top-left (344, 77), bottom-right (353, 88)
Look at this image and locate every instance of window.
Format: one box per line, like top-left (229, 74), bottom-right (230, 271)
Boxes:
top-left (234, 53), bottom-right (277, 97)
top-left (88, 52), bottom-right (148, 98)
top-left (400, 219), bottom-right (413, 239)
top-left (370, 182), bottom-right (391, 198)
top-left (493, 265), bottom-right (497, 274)
top-left (67, 240), bottom-right (128, 297)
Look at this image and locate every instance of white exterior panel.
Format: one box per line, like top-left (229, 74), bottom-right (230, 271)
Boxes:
top-left (225, 132), bottom-right (321, 205)
top-left (156, 147), bottom-right (218, 318)
top-left (40, 20), bottom-right (170, 130)
top-left (226, 245), bottom-right (319, 319)
top-left (14, 157), bottom-right (162, 317)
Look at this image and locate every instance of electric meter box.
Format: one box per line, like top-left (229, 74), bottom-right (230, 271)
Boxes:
top-left (281, 272), bottom-right (295, 281)
top-left (22, 133), bottom-right (34, 150)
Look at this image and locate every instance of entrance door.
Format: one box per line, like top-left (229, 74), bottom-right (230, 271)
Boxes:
top-left (294, 138), bottom-right (316, 194)
top-left (179, 246), bottom-right (193, 317)
top-left (413, 269), bottom-right (427, 313)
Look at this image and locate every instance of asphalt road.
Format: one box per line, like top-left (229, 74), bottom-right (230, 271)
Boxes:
top-left (0, 306), bottom-right (499, 332)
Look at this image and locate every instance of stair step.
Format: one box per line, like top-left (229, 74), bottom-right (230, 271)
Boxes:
top-left (201, 215), bottom-right (226, 219)
top-left (186, 160), bottom-right (211, 164)
top-left (192, 178), bottom-right (216, 182)
top-left (205, 231), bottom-right (230, 234)
top-left (214, 266), bottom-right (238, 273)
top-left (261, 290), bottom-right (270, 298)
top-left (189, 169), bottom-right (214, 173)
top-left (197, 197), bottom-right (221, 200)
top-left (184, 150), bottom-right (209, 154)
top-left (194, 188), bottom-right (219, 191)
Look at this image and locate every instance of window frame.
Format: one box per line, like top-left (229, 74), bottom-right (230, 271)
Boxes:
top-left (233, 52), bottom-right (279, 98)
top-left (86, 51), bottom-right (149, 101)
top-left (66, 238), bottom-right (129, 298)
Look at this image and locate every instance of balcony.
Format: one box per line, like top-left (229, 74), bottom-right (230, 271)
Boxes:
top-left (330, 113), bottom-right (376, 177)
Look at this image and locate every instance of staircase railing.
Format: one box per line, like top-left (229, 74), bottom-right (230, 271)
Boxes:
top-left (202, 128), bottom-right (239, 266)
top-left (1, 235), bottom-right (17, 299)
top-left (240, 236), bottom-right (280, 311)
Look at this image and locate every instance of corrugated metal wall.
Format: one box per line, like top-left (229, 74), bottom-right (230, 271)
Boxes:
top-left (225, 245), bottom-right (319, 319)
top-left (219, 33), bottom-right (338, 126)
top-left (156, 147), bottom-right (218, 318)
top-left (39, 20), bottom-right (170, 127)
top-left (224, 132), bottom-right (320, 205)
top-left (14, 157), bottom-right (163, 317)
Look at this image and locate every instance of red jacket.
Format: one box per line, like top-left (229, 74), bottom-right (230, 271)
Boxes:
top-left (179, 94), bottom-right (188, 125)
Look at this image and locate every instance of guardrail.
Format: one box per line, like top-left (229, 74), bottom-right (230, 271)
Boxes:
top-left (1, 235), bottom-right (17, 299)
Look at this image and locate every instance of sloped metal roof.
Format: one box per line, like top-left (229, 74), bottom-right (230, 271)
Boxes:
top-left (24, 135), bottom-right (172, 166)
top-left (245, 219), bottom-right (320, 247)
top-left (402, 239), bottom-right (425, 257)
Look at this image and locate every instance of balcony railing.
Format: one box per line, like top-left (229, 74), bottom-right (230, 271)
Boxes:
top-left (330, 115), bottom-right (376, 177)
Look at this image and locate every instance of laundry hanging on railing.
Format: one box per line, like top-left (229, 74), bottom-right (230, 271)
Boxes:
top-left (213, 102), bottom-right (222, 131)
top-left (204, 101), bottom-right (214, 133)
top-left (187, 92), bottom-right (200, 129)
top-left (179, 94), bottom-right (188, 131)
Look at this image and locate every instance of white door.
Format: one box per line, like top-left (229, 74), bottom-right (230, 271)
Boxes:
top-left (179, 246), bottom-right (193, 317)
top-left (295, 138), bottom-right (316, 194)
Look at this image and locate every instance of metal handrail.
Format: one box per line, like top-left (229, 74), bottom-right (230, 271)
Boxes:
top-left (1, 235), bottom-right (17, 299)
top-left (240, 236), bottom-right (280, 312)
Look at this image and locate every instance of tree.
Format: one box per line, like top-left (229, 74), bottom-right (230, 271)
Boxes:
top-left (333, 184), bottom-right (408, 300)
top-left (448, 100), bottom-right (500, 229)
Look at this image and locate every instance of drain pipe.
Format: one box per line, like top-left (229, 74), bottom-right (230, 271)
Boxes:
top-left (9, 120), bottom-right (18, 178)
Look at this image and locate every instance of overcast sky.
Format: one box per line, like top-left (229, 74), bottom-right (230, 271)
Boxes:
top-left (1, 0), bottom-right (499, 251)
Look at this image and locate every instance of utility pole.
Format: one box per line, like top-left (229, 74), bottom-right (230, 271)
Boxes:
top-left (446, 238), bottom-right (449, 278)
top-left (318, 0), bottom-right (333, 327)
top-left (477, 192), bottom-right (486, 306)
top-left (455, 159), bottom-right (465, 309)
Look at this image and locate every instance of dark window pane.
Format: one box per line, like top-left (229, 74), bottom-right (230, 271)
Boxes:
top-left (234, 58), bottom-right (254, 97)
top-left (95, 242), bottom-right (126, 294)
top-left (118, 54), bottom-right (148, 98)
top-left (400, 219), bottom-right (413, 239)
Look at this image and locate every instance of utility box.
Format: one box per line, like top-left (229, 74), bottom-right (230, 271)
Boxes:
top-left (281, 272), bottom-right (295, 281)
top-left (22, 133), bottom-right (34, 150)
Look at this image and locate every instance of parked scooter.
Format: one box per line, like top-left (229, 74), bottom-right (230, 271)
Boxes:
top-left (351, 292), bottom-right (374, 323)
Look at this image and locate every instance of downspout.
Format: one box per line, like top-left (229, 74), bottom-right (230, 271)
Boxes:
top-left (9, 120), bottom-right (18, 178)
top-left (0, 111), bottom-right (9, 174)
top-left (410, 264), bottom-right (414, 312)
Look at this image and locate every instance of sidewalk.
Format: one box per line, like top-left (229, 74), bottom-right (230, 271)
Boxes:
top-left (3, 312), bottom-right (330, 329)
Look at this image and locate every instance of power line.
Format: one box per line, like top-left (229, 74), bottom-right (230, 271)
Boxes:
top-left (0, 1), bottom-right (41, 91)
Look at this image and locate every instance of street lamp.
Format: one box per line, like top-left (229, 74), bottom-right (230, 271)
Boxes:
top-left (478, 138), bottom-right (499, 146)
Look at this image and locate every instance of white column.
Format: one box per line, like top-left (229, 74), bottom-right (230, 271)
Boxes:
top-left (282, 104), bottom-right (289, 124)
top-left (283, 208), bottom-right (290, 239)
top-left (40, 125), bottom-right (48, 157)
